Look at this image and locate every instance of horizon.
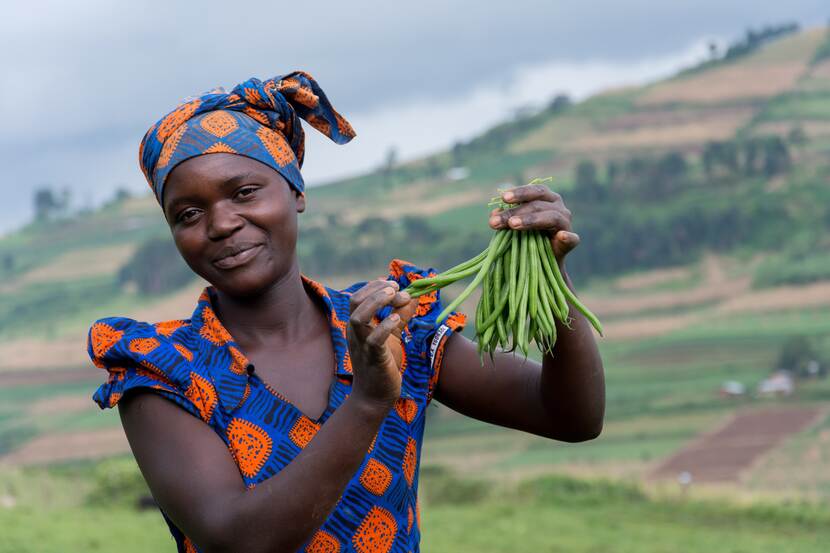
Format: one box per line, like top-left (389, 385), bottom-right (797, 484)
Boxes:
top-left (1, 1), bottom-right (828, 235)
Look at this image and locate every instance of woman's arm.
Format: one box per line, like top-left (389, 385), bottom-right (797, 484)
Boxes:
top-left (433, 183), bottom-right (605, 442)
top-left (119, 279), bottom-right (410, 553)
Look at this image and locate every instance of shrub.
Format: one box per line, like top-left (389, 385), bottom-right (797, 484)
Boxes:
top-left (85, 457), bottom-right (152, 509)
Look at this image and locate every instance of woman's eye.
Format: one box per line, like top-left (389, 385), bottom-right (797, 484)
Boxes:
top-left (235, 185), bottom-right (259, 200)
top-left (177, 208), bottom-right (201, 223)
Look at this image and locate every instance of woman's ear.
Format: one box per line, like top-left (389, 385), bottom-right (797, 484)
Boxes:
top-left (295, 191), bottom-right (306, 213)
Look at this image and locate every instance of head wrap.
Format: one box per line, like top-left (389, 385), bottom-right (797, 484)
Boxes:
top-left (139, 71), bottom-right (356, 204)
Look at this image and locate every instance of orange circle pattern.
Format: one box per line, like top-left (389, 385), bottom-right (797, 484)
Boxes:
top-left (256, 126), bottom-right (295, 167)
top-left (395, 399), bottom-right (418, 424)
top-left (306, 529), bottom-right (341, 553)
top-left (289, 416), bottom-right (320, 449)
top-left (402, 437), bottom-right (417, 487)
top-left (185, 372), bottom-right (218, 423)
top-left (226, 418), bottom-right (273, 478)
top-left (200, 111), bottom-right (238, 138)
top-left (360, 459), bottom-right (393, 496)
top-left (108, 392), bottom-right (122, 408)
top-left (90, 322), bottom-right (124, 360)
top-left (174, 343), bottom-right (193, 362)
top-left (156, 100), bottom-right (201, 142)
top-left (228, 345), bottom-right (249, 375)
top-left (352, 506), bottom-right (398, 553)
top-left (199, 305), bottom-right (232, 346)
top-left (203, 142), bottom-right (238, 155)
top-left (128, 338), bottom-right (160, 355)
top-left (291, 86), bottom-right (319, 109)
top-left (154, 319), bottom-right (187, 337)
top-left (157, 122), bottom-right (187, 169)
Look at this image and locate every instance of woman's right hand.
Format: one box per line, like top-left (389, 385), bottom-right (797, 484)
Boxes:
top-left (347, 279), bottom-right (415, 410)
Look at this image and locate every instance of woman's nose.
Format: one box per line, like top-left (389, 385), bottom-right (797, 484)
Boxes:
top-left (206, 202), bottom-right (244, 240)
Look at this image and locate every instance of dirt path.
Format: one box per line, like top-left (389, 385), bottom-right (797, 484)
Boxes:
top-left (650, 406), bottom-right (824, 483)
top-left (0, 367), bottom-right (99, 387)
top-left (0, 428), bottom-right (129, 466)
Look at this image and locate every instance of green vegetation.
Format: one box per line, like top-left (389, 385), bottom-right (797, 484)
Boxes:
top-left (3, 464), bottom-right (830, 553)
top-left (119, 236), bottom-right (195, 295)
top-left (423, 474), bottom-right (830, 553)
top-left (676, 22), bottom-right (801, 78)
top-left (405, 196), bottom-right (603, 358)
top-left (760, 91), bottom-right (830, 121)
top-left (811, 28), bottom-right (830, 64)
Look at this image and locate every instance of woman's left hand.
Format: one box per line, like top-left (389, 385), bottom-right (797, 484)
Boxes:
top-left (488, 182), bottom-right (579, 264)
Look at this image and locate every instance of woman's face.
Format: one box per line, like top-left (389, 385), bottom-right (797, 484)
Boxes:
top-left (162, 153), bottom-right (305, 297)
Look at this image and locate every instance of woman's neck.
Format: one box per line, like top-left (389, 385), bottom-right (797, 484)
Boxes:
top-left (211, 263), bottom-right (323, 351)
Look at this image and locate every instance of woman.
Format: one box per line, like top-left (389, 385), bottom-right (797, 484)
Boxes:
top-left (89, 71), bottom-right (604, 553)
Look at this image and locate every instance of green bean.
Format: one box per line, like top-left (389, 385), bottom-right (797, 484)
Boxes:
top-left (406, 262), bottom-right (483, 290)
top-left (536, 233), bottom-right (569, 320)
top-left (508, 228), bottom-right (519, 323)
top-left (528, 235), bottom-right (539, 320)
top-left (476, 269), bottom-right (488, 332)
top-left (517, 233), bottom-right (530, 355)
top-left (399, 190), bottom-right (604, 361)
top-left (552, 259), bottom-right (604, 335)
top-left (435, 230), bottom-right (508, 324)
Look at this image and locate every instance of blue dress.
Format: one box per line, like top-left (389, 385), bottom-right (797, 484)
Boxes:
top-left (89, 259), bottom-right (466, 553)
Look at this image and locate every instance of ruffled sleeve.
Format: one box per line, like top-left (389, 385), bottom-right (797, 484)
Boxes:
top-left (385, 259), bottom-right (467, 401)
top-left (88, 317), bottom-right (202, 421)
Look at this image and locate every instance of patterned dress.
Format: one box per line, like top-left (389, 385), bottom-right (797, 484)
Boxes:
top-left (89, 259), bottom-right (466, 553)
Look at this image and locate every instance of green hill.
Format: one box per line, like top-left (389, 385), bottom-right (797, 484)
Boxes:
top-left (1, 23), bottom-right (830, 490)
top-left (2, 26), bottom-right (830, 364)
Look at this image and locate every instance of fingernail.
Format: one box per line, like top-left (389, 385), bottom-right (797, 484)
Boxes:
top-left (399, 292), bottom-right (410, 301)
top-left (489, 217), bottom-right (500, 227)
top-left (509, 216), bottom-right (521, 227)
top-left (503, 192), bottom-right (514, 201)
top-left (385, 287), bottom-right (395, 295)
top-left (390, 313), bottom-right (400, 321)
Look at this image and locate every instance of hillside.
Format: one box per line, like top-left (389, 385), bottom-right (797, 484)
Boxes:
top-left (2, 26), bottom-right (829, 369)
top-left (1, 26), bottom-right (830, 505)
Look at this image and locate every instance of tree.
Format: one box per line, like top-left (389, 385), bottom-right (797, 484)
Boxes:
top-left (776, 335), bottom-right (823, 377)
top-left (381, 146), bottom-right (398, 188)
top-left (703, 141), bottom-right (739, 179)
top-left (787, 126), bottom-right (807, 147)
top-left (762, 136), bottom-right (791, 177)
top-left (547, 94), bottom-right (572, 114)
top-left (574, 160), bottom-right (605, 203)
top-left (33, 188), bottom-right (59, 221)
top-left (118, 237), bottom-right (195, 295)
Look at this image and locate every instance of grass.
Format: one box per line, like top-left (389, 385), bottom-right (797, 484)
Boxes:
top-left (759, 92), bottom-right (830, 121)
top-left (3, 464), bottom-right (830, 553)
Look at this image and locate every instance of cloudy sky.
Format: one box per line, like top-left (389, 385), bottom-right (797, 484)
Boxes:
top-left (0, 0), bottom-right (827, 234)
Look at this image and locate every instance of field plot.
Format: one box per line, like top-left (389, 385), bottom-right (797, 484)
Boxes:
top-left (638, 29), bottom-right (824, 106)
top-left (651, 407), bottom-right (824, 482)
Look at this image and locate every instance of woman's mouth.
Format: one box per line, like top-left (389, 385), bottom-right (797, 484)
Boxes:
top-left (212, 244), bottom-right (264, 270)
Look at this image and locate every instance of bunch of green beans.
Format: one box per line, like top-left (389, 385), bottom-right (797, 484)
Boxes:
top-left (402, 193), bottom-right (603, 362)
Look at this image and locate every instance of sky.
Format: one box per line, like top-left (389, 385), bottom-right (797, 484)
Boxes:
top-left (0, 0), bottom-right (827, 234)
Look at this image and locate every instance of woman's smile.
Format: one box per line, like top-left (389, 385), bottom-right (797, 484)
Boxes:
top-left (212, 242), bottom-right (265, 270)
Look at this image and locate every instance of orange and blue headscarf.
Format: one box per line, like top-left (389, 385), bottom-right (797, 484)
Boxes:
top-left (139, 71), bottom-right (356, 203)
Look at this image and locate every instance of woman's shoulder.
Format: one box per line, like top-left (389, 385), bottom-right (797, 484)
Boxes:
top-left (88, 315), bottom-right (210, 417)
top-left (87, 316), bottom-right (193, 368)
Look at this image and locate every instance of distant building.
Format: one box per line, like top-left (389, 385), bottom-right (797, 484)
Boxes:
top-left (719, 380), bottom-right (746, 398)
top-left (757, 371), bottom-right (794, 397)
top-left (445, 167), bottom-right (470, 181)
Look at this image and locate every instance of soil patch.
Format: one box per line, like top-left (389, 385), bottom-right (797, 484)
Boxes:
top-left (0, 428), bottom-right (129, 466)
top-left (650, 406), bottom-right (824, 483)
